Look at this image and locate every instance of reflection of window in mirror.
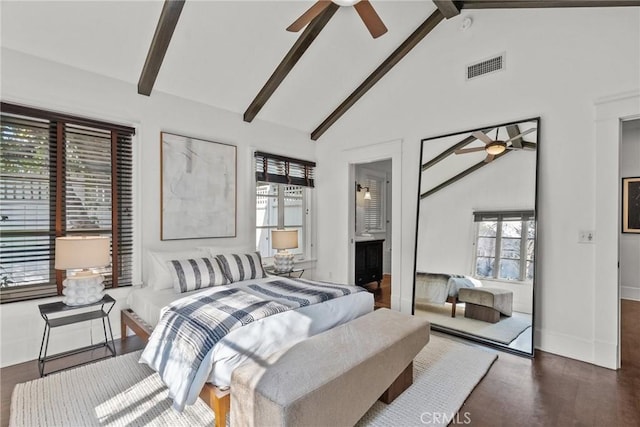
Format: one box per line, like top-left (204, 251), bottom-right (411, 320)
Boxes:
top-left (473, 211), bottom-right (535, 282)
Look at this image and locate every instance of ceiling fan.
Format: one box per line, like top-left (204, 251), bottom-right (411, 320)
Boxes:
top-left (287, 0), bottom-right (388, 39)
top-left (454, 128), bottom-right (537, 163)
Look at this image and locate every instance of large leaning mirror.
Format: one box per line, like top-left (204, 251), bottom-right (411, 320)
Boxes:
top-left (413, 117), bottom-right (539, 356)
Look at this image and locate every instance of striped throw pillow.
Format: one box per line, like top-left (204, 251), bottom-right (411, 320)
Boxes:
top-left (216, 252), bottom-right (267, 283)
top-left (167, 257), bottom-right (228, 293)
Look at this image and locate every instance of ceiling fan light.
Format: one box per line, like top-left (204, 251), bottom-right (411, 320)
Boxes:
top-left (486, 143), bottom-right (506, 156)
top-left (333, 0), bottom-right (360, 6)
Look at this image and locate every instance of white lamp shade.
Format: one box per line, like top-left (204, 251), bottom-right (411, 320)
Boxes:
top-left (55, 236), bottom-right (110, 270)
top-left (271, 229), bottom-right (298, 250)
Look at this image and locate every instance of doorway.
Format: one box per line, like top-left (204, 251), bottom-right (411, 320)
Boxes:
top-left (354, 160), bottom-right (392, 309)
top-left (619, 118), bottom-right (640, 370)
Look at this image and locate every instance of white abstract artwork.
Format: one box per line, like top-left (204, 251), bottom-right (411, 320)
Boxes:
top-left (161, 132), bottom-right (236, 240)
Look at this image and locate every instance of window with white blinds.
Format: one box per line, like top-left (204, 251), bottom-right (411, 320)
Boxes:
top-left (362, 175), bottom-right (386, 232)
top-left (0, 103), bottom-right (134, 303)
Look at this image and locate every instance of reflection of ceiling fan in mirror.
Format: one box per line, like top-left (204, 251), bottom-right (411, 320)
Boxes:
top-left (454, 128), bottom-right (537, 163)
top-left (287, 0), bottom-right (388, 39)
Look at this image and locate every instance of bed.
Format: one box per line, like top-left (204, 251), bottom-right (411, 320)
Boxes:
top-left (414, 272), bottom-right (481, 317)
top-left (121, 250), bottom-right (373, 427)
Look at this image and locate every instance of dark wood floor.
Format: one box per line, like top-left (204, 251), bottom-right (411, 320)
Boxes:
top-left (1, 298), bottom-right (638, 427)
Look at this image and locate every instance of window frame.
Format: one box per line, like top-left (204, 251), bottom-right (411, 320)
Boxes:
top-left (0, 102), bottom-right (135, 303)
top-left (255, 181), bottom-right (311, 261)
top-left (472, 211), bottom-right (535, 283)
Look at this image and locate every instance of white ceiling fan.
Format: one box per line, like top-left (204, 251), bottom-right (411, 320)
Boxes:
top-left (454, 127), bottom-right (537, 163)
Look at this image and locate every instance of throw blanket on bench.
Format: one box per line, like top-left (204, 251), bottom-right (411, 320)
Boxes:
top-left (140, 279), bottom-right (364, 411)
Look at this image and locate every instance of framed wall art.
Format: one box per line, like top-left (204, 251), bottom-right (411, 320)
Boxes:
top-left (622, 176), bottom-right (640, 234)
top-left (161, 132), bottom-right (236, 240)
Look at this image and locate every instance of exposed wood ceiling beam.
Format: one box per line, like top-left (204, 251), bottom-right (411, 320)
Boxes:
top-left (505, 124), bottom-right (522, 149)
top-left (244, 3), bottom-right (339, 123)
top-left (433, 0), bottom-right (462, 18)
top-left (311, 9), bottom-right (445, 141)
top-left (462, 0), bottom-right (640, 9)
top-left (421, 151), bottom-right (510, 199)
top-left (421, 128), bottom-right (495, 171)
top-left (138, 0), bottom-right (185, 96)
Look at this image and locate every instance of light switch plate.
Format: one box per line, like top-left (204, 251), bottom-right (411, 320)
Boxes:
top-left (578, 230), bottom-right (595, 244)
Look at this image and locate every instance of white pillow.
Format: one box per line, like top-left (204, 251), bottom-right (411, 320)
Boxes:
top-left (147, 249), bottom-right (207, 290)
top-left (167, 257), bottom-right (228, 293)
top-left (215, 252), bottom-right (267, 283)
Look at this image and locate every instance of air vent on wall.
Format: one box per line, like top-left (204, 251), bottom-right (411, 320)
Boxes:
top-left (466, 53), bottom-right (505, 80)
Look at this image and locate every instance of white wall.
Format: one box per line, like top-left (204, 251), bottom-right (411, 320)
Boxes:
top-left (314, 8), bottom-right (640, 367)
top-left (620, 120), bottom-right (640, 301)
top-left (0, 48), bottom-right (316, 367)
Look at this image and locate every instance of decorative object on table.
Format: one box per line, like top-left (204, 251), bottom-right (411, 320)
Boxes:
top-left (55, 236), bottom-right (110, 306)
top-left (161, 132), bottom-right (236, 240)
top-left (271, 229), bottom-right (298, 273)
top-left (622, 176), bottom-right (640, 233)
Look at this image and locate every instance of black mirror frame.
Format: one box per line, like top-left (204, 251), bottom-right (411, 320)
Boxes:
top-left (412, 117), bottom-right (540, 358)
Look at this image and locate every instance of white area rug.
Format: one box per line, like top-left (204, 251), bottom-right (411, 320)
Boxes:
top-left (415, 303), bottom-right (531, 344)
top-left (10, 335), bottom-right (497, 427)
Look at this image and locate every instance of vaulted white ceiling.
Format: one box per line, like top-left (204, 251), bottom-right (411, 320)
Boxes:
top-left (1, 1), bottom-right (436, 133)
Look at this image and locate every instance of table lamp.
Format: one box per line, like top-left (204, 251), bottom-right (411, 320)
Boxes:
top-left (271, 229), bottom-right (298, 273)
top-left (55, 236), bottom-right (110, 306)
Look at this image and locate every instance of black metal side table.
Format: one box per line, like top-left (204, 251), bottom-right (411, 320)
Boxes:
top-left (266, 267), bottom-right (305, 278)
top-left (38, 294), bottom-right (116, 376)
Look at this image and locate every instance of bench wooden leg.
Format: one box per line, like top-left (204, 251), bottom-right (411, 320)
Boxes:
top-left (446, 296), bottom-right (458, 317)
top-left (379, 361), bottom-right (413, 404)
top-left (200, 384), bottom-right (230, 427)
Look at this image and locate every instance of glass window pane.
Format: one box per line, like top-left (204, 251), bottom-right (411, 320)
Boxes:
top-left (257, 182), bottom-right (278, 196)
top-left (499, 259), bottom-right (520, 280)
top-left (256, 227), bottom-right (276, 258)
top-left (478, 221), bottom-right (497, 237)
top-left (500, 238), bottom-right (521, 259)
top-left (476, 257), bottom-right (494, 278)
top-left (527, 239), bottom-right (535, 261)
top-left (501, 220), bottom-right (522, 238)
top-left (527, 220), bottom-right (536, 238)
top-left (526, 261), bottom-right (535, 281)
top-left (476, 237), bottom-right (496, 257)
top-left (256, 194), bottom-right (278, 227)
top-left (284, 186), bottom-right (304, 226)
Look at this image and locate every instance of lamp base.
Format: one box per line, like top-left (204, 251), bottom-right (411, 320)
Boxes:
top-left (62, 273), bottom-right (105, 306)
top-left (273, 250), bottom-right (294, 273)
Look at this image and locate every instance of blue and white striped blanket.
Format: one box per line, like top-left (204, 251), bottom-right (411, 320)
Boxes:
top-left (140, 278), bottom-right (365, 410)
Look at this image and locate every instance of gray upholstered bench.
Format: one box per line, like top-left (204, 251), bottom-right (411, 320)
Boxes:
top-left (230, 308), bottom-right (430, 427)
top-left (458, 287), bottom-right (513, 323)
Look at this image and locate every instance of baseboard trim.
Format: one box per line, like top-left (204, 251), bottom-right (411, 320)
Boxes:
top-left (535, 328), bottom-right (618, 369)
top-left (620, 286), bottom-right (640, 301)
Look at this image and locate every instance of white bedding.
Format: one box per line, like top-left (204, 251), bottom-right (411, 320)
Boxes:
top-left (127, 277), bottom-right (374, 394)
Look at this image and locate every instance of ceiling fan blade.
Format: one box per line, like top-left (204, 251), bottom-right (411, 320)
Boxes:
top-left (472, 130), bottom-right (494, 145)
top-left (287, 1), bottom-right (332, 32)
top-left (353, 1), bottom-right (388, 38)
top-left (484, 154), bottom-right (495, 163)
top-left (454, 146), bottom-right (487, 154)
top-left (504, 127), bottom-right (536, 144)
